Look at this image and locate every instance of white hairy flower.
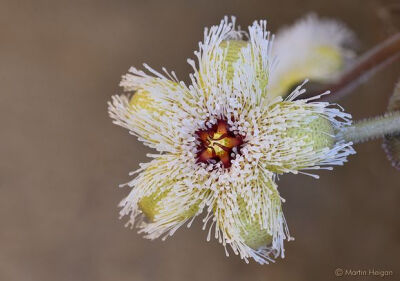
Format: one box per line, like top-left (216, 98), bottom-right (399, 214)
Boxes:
top-left (269, 14), bottom-right (355, 98)
top-left (108, 16), bottom-right (355, 264)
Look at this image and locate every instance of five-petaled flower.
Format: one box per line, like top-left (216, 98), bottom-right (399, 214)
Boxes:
top-left (108, 16), bottom-right (355, 264)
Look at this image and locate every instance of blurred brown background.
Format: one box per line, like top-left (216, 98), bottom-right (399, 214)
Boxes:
top-left (1, 0), bottom-right (399, 280)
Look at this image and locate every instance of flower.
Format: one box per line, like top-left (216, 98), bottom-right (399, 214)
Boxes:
top-left (269, 14), bottom-right (355, 98)
top-left (108, 16), bottom-right (355, 264)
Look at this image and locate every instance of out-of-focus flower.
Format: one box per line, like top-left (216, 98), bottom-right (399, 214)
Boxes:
top-left (108, 17), bottom-right (355, 264)
top-left (269, 14), bottom-right (355, 98)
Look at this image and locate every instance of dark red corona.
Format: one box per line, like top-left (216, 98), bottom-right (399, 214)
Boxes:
top-left (196, 120), bottom-right (243, 168)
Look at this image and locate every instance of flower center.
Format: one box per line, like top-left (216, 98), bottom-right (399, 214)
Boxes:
top-left (196, 120), bottom-right (243, 168)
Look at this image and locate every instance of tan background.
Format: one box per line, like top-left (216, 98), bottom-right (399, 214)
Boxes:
top-left (1, 0), bottom-right (399, 280)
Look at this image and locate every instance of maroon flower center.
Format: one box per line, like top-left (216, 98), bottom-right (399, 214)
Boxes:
top-left (196, 120), bottom-right (243, 168)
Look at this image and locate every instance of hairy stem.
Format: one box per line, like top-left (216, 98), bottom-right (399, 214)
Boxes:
top-left (336, 111), bottom-right (400, 144)
top-left (302, 32), bottom-right (400, 102)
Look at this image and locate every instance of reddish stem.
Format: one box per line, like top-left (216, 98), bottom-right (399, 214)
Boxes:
top-left (303, 32), bottom-right (400, 102)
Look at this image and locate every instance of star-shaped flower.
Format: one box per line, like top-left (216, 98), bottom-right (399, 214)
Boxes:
top-left (108, 16), bottom-right (355, 264)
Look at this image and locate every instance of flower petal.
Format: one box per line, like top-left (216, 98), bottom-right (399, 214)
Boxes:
top-left (108, 67), bottom-right (203, 152)
top-left (119, 154), bottom-right (206, 239)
